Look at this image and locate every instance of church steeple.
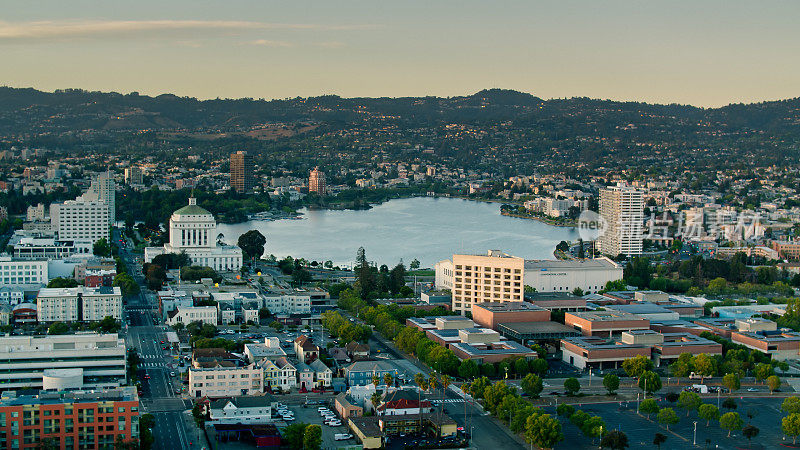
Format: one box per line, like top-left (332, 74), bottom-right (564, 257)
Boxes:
top-left (189, 197), bottom-right (197, 206)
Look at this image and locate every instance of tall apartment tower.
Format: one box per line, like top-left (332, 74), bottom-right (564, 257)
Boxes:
top-left (80, 171), bottom-right (115, 225)
top-left (230, 151), bottom-right (254, 193)
top-left (599, 185), bottom-right (644, 257)
top-left (124, 166), bottom-right (143, 185)
top-left (309, 167), bottom-right (327, 195)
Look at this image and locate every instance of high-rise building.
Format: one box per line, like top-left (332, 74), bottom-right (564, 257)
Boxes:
top-left (80, 171), bottom-right (116, 225)
top-left (434, 250), bottom-right (525, 315)
top-left (124, 166), bottom-right (143, 185)
top-left (50, 200), bottom-right (110, 243)
top-left (309, 167), bottom-right (326, 195)
top-left (230, 151), bottom-right (254, 192)
top-left (599, 185), bottom-right (644, 257)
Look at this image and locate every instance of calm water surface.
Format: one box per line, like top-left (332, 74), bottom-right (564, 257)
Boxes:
top-left (217, 197), bottom-right (576, 268)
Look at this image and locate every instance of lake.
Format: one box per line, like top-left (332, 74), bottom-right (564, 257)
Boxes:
top-left (217, 197), bottom-right (577, 268)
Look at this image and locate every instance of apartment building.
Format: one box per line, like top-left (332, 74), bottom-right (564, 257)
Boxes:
top-left (11, 234), bottom-right (93, 260)
top-left (124, 166), bottom-right (143, 185)
top-left (50, 200), bottom-right (110, 243)
top-left (262, 294), bottom-right (312, 315)
top-left (36, 286), bottom-right (123, 322)
top-left (0, 387), bottom-right (139, 450)
top-left (0, 333), bottom-right (127, 391)
top-left (599, 185), bottom-right (644, 256)
top-left (230, 151), bottom-right (254, 193)
top-left (0, 257), bottom-right (49, 287)
top-left (79, 172), bottom-right (116, 225)
top-left (308, 167), bottom-right (327, 195)
top-left (435, 250), bottom-right (525, 315)
top-left (188, 364), bottom-right (263, 398)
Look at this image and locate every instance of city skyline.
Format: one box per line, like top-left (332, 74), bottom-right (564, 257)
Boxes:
top-left (3, 1), bottom-right (800, 107)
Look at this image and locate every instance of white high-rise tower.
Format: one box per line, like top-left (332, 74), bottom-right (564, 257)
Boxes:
top-left (599, 185), bottom-right (644, 257)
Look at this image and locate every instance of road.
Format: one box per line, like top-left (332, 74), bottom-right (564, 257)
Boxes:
top-left (117, 231), bottom-right (203, 450)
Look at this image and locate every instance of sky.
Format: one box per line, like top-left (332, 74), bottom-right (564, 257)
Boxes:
top-left (2, 1), bottom-right (799, 107)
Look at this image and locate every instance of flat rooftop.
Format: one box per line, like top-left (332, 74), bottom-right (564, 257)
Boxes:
top-left (524, 258), bottom-right (619, 270)
top-left (450, 340), bottom-right (535, 356)
top-left (567, 310), bottom-right (647, 322)
top-left (606, 303), bottom-right (676, 315)
top-left (473, 301), bottom-right (547, 312)
top-left (562, 336), bottom-right (648, 350)
top-left (498, 321), bottom-right (579, 335)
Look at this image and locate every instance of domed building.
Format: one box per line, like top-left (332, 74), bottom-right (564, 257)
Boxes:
top-left (144, 198), bottom-right (243, 272)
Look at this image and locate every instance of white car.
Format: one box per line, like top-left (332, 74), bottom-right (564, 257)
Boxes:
top-left (326, 420), bottom-right (342, 427)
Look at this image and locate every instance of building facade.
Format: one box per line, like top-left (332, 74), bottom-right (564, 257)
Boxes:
top-left (50, 200), bottom-right (110, 244)
top-left (0, 387), bottom-right (139, 450)
top-left (36, 286), bottom-right (123, 322)
top-left (435, 250), bottom-right (525, 315)
top-left (230, 151), bottom-right (254, 193)
top-left (189, 364), bottom-right (263, 398)
top-left (523, 257), bottom-right (623, 294)
top-left (308, 167), bottom-right (326, 195)
top-left (0, 334), bottom-right (127, 391)
top-left (599, 185), bottom-right (644, 256)
top-left (144, 198), bottom-right (243, 272)
top-left (0, 257), bottom-right (49, 287)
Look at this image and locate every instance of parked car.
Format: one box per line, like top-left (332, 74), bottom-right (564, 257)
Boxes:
top-left (334, 433), bottom-right (353, 441)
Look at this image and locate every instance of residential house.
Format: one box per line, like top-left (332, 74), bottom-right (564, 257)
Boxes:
top-left (309, 359), bottom-right (332, 387)
top-left (274, 357), bottom-right (297, 391)
top-left (344, 361), bottom-right (400, 387)
top-left (294, 335), bottom-right (319, 363)
top-left (208, 396), bottom-right (277, 424)
top-left (345, 341), bottom-right (370, 360)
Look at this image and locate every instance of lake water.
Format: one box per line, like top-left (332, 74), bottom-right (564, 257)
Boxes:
top-left (217, 197), bottom-right (577, 268)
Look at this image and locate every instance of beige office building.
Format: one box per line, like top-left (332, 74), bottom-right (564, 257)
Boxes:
top-left (599, 185), bottom-right (644, 256)
top-left (435, 250), bottom-right (524, 315)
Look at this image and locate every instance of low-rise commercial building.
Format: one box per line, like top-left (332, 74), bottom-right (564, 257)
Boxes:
top-left (471, 301), bottom-right (550, 330)
top-left (525, 292), bottom-right (587, 311)
top-left (561, 336), bottom-right (651, 370)
top-left (0, 257), bottom-right (49, 288)
top-left (0, 387), bottom-right (139, 450)
top-left (604, 303), bottom-right (680, 322)
top-left (523, 257), bottom-right (623, 294)
top-left (166, 305), bottom-right (217, 326)
top-left (208, 396), bottom-right (276, 424)
top-left (0, 333), bottom-right (126, 391)
top-left (565, 310), bottom-right (650, 337)
top-left (188, 364), bottom-right (263, 398)
top-left (731, 330), bottom-right (800, 361)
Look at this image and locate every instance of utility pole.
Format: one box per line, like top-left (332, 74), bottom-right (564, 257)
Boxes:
top-left (693, 421), bottom-right (697, 445)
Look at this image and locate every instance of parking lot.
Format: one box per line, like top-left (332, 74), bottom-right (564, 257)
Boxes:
top-left (286, 401), bottom-right (357, 449)
top-left (546, 396), bottom-right (794, 449)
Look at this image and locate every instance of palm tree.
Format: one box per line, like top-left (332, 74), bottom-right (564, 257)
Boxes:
top-left (415, 373), bottom-right (427, 434)
top-left (438, 375), bottom-right (451, 437)
top-left (384, 373), bottom-right (394, 389)
top-left (371, 391), bottom-right (382, 413)
top-left (372, 374), bottom-right (381, 388)
top-left (427, 375), bottom-right (438, 437)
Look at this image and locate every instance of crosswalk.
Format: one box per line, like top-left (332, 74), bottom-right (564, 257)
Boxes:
top-left (435, 399), bottom-right (465, 404)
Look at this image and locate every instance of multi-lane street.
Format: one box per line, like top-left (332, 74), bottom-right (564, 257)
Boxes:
top-left (117, 233), bottom-right (203, 450)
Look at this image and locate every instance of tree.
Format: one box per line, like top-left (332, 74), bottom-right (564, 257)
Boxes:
top-left (742, 425), bottom-right (759, 444)
top-left (754, 362), bottom-right (774, 382)
top-left (719, 411), bottom-right (743, 437)
top-left (47, 277), bottom-right (79, 288)
top-left (113, 273), bottom-right (140, 297)
top-left (653, 432), bottom-right (667, 450)
top-left (783, 397), bottom-right (800, 415)
top-left (767, 375), bottom-right (781, 393)
top-left (677, 391), bottom-right (702, 417)
top-left (410, 258), bottom-right (420, 270)
top-left (521, 373), bottom-right (543, 398)
top-left (556, 403), bottom-right (574, 418)
top-left (580, 415), bottom-right (605, 440)
top-left (600, 430), bottom-right (629, 450)
top-left (722, 397), bottom-right (737, 410)
top-left (638, 371), bottom-right (662, 395)
top-left (640, 399), bottom-right (659, 420)
top-left (237, 230), bottom-right (266, 261)
top-left (93, 238), bottom-right (112, 257)
top-left (603, 373), bottom-right (620, 395)
top-left (458, 359), bottom-right (480, 380)
top-left (622, 355), bottom-right (653, 379)
top-left (783, 413), bottom-right (800, 445)
top-left (384, 373), bottom-right (394, 388)
top-left (722, 373), bottom-right (740, 393)
top-left (692, 354), bottom-right (716, 382)
top-left (283, 423), bottom-right (308, 449)
top-left (698, 404), bottom-right (720, 426)
top-left (657, 408), bottom-right (678, 430)
top-left (524, 413), bottom-right (564, 450)
top-left (514, 357), bottom-right (529, 376)
top-left (529, 358), bottom-right (549, 375)
top-left (355, 247), bottom-right (375, 299)
top-left (48, 322), bottom-right (69, 335)
top-left (564, 377), bottom-right (581, 396)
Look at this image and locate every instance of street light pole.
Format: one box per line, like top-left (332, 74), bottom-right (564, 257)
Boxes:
top-left (636, 393), bottom-right (640, 414)
top-left (693, 421), bottom-right (697, 445)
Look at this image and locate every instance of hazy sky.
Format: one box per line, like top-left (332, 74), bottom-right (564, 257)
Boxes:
top-left (3, 1), bottom-right (799, 107)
